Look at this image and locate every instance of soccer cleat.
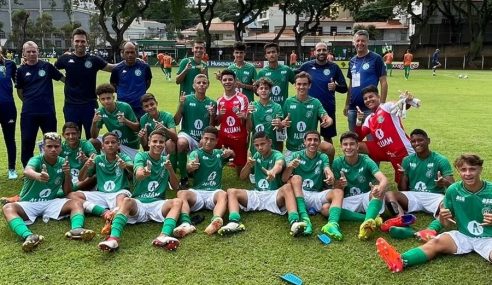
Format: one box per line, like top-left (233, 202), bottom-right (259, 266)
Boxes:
top-left (358, 219), bottom-right (377, 240)
top-left (65, 228), bottom-right (96, 241)
top-left (98, 238), bottom-right (119, 252)
top-left (389, 226), bottom-right (416, 239)
top-left (380, 214), bottom-right (417, 232)
top-left (290, 221), bottom-right (307, 237)
top-left (321, 222), bottom-right (343, 241)
top-left (415, 229), bottom-right (437, 243)
top-left (204, 217), bottom-right (223, 235)
top-left (376, 238), bottom-right (404, 273)
top-left (152, 235), bottom-right (180, 251)
top-left (22, 234), bottom-right (44, 252)
top-left (303, 220), bottom-right (313, 236)
top-left (375, 216), bottom-right (383, 227)
top-left (218, 222), bottom-right (246, 236)
top-left (172, 223), bottom-right (196, 238)
top-left (0, 194), bottom-right (20, 205)
top-left (8, 169), bottom-right (18, 180)
top-left (101, 210), bottom-right (116, 235)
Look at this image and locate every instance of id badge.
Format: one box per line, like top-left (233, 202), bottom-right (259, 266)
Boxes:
top-left (352, 72), bottom-right (361, 87)
top-left (276, 128), bottom-right (287, 141)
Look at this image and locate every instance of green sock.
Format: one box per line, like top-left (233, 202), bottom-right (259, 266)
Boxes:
top-left (401, 247), bottom-right (429, 267)
top-left (177, 152), bottom-right (188, 178)
top-left (340, 209), bottom-right (365, 221)
top-left (8, 217), bottom-right (32, 239)
top-left (427, 219), bottom-right (443, 232)
top-left (228, 211), bottom-right (241, 223)
top-left (110, 213), bottom-right (128, 239)
top-left (365, 198), bottom-right (383, 221)
top-left (161, 218), bottom-right (177, 236)
top-left (92, 205), bottom-right (107, 216)
top-left (70, 213), bottom-right (85, 229)
top-left (328, 207), bottom-right (341, 224)
top-left (288, 212), bottom-right (300, 225)
top-left (211, 215), bottom-right (220, 222)
top-left (179, 213), bottom-right (192, 224)
top-left (295, 197), bottom-right (309, 221)
top-left (389, 226), bottom-right (416, 239)
top-left (170, 153), bottom-right (178, 171)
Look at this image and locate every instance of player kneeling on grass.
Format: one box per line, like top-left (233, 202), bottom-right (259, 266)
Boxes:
top-left (173, 126), bottom-right (234, 237)
top-left (2, 132), bottom-right (95, 252)
top-left (282, 130), bottom-right (334, 236)
top-left (377, 154), bottom-right (492, 273)
top-left (218, 131), bottom-right (306, 236)
top-left (383, 129), bottom-right (454, 241)
top-left (324, 131), bottom-right (388, 241)
top-left (69, 132), bottom-right (133, 235)
top-left (99, 129), bottom-right (182, 252)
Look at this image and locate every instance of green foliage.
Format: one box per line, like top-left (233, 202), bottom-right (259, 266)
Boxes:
top-left (88, 14), bottom-right (105, 49)
top-left (9, 9), bottom-right (33, 49)
top-left (353, 24), bottom-right (380, 39)
top-left (353, 0), bottom-right (395, 21)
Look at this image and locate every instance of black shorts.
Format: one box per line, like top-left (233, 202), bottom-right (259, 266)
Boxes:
top-left (320, 107), bottom-right (336, 140)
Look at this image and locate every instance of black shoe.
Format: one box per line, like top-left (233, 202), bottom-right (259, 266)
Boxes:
top-left (180, 177), bottom-right (189, 189)
top-left (191, 214), bottom-right (205, 226)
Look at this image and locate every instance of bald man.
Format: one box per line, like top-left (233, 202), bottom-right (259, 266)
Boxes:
top-left (110, 42), bottom-right (152, 118)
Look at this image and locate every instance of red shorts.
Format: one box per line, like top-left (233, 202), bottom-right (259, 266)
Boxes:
top-left (365, 141), bottom-right (408, 183)
top-left (217, 134), bottom-right (248, 167)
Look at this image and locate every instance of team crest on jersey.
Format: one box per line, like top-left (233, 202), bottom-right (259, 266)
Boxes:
top-left (135, 69), bottom-right (142, 76)
top-left (296, 121), bottom-right (306, 132)
top-left (84, 60), bottom-right (92, 68)
top-left (306, 111), bottom-right (313, 118)
top-left (38, 69), bottom-right (46, 77)
top-left (323, 69), bottom-right (330, 76)
top-left (148, 181), bottom-right (159, 192)
top-left (115, 167), bottom-right (122, 177)
top-left (357, 176), bottom-right (365, 183)
top-left (232, 106), bottom-right (240, 113)
top-left (467, 221), bottom-right (483, 236)
top-left (258, 179), bottom-right (269, 190)
top-left (104, 180), bottom-right (116, 192)
top-left (362, 63), bottom-right (370, 70)
top-left (194, 119), bottom-right (204, 130)
top-left (256, 124), bottom-right (265, 132)
top-left (272, 86), bottom-right (281, 95)
top-left (265, 115), bottom-right (272, 122)
top-left (377, 116), bottom-right (384, 123)
top-left (425, 169), bottom-right (433, 178)
top-left (39, 189), bottom-right (52, 198)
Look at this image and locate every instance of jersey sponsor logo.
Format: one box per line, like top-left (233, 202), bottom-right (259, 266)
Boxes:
top-left (349, 187), bottom-right (361, 196)
top-left (38, 69), bottom-right (46, 77)
top-left (375, 129), bottom-right (384, 140)
top-left (189, 102), bottom-right (196, 107)
top-left (362, 63), bottom-right (370, 70)
top-left (414, 181), bottom-right (427, 192)
top-left (307, 104), bottom-right (313, 109)
top-left (323, 69), bottom-right (331, 76)
top-left (272, 86), bottom-right (281, 96)
top-left (302, 179), bottom-right (314, 191)
top-left (456, 195), bottom-right (465, 202)
top-left (226, 116), bottom-right (236, 127)
top-left (289, 105), bottom-right (297, 109)
top-left (148, 181), bottom-right (159, 192)
top-left (482, 199), bottom-right (492, 206)
top-left (135, 69), bottom-right (142, 76)
top-left (257, 179), bottom-right (269, 190)
top-left (103, 180), bottom-right (116, 192)
top-left (85, 60), bottom-right (93, 68)
top-left (467, 221), bottom-right (484, 236)
top-left (281, 70), bottom-right (287, 74)
top-left (427, 163), bottom-right (434, 168)
top-left (207, 171), bottom-right (217, 181)
top-left (243, 71), bottom-right (250, 75)
top-left (194, 119), bottom-right (204, 130)
top-left (375, 129), bottom-right (393, 148)
top-left (255, 124), bottom-right (265, 132)
top-left (296, 121), bottom-right (306, 132)
top-left (39, 188), bottom-right (52, 198)
top-left (265, 72), bottom-right (271, 76)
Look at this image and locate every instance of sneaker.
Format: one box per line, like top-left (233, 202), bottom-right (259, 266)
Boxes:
top-left (290, 221), bottom-right (307, 237)
top-left (65, 228), bottom-right (96, 241)
top-left (172, 223), bottom-right (196, 238)
top-left (152, 235), bottom-right (180, 251)
top-left (98, 238), bottom-right (119, 252)
top-left (179, 177), bottom-right (189, 189)
top-left (376, 238), bottom-right (404, 273)
top-left (415, 229), bottom-right (437, 242)
top-left (22, 234), bottom-right (44, 252)
top-left (218, 222), bottom-right (245, 236)
top-left (204, 217), bottom-right (223, 235)
top-left (358, 219), bottom-right (377, 240)
top-left (321, 222), bottom-right (343, 241)
top-left (303, 220), bottom-right (313, 236)
top-left (0, 194), bottom-right (20, 205)
top-left (380, 214), bottom-right (417, 232)
top-left (8, 169), bottom-right (18, 180)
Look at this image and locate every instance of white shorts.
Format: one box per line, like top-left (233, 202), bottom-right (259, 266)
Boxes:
top-left (178, 132), bottom-right (199, 151)
top-left (342, 192), bottom-right (385, 214)
top-left (96, 136), bottom-right (138, 160)
top-left (188, 189), bottom-right (223, 212)
top-left (303, 190), bottom-right (329, 212)
top-left (17, 199), bottom-right (70, 225)
top-left (402, 191), bottom-right (443, 216)
top-left (127, 199), bottom-right (167, 224)
top-left (440, 230), bottom-right (492, 262)
top-left (78, 190), bottom-right (131, 209)
top-left (242, 190), bottom-right (286, 215)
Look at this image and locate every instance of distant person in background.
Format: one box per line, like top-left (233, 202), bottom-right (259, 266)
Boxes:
top-left (157, 52), bottom-right (166, 75)
top-left (403, 49), bottom-right (413, 80)
top-left (383, 50), bottom-right (394, 77)
top-left (176, 41), bottom-right (208, 96)
top-left (327, 51), bottom-right (335, 62)
top-left (290, 50), bottom-right (298, 68)
top-left (203, 52), bottom-right (209, 62)
top-left (432, 49), bottom-right (441, 76)
top-left (163, 53), bottom-right (174, 81)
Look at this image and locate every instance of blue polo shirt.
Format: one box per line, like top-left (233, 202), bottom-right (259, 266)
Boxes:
top-left (55, 53), bottom-right (107, 105)
top-left (110, 60), bottom-right (152, 109)
top-left (0, 59), bottom-right (17, 103)
top-left (347, 51), bottom-right (386, 111)
top-left (298, 60), bottom-right (347, 112)
top-left (16, 60), bottom-right (63, 115)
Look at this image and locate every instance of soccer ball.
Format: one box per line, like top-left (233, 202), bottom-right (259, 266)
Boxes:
top-left (464, 75), bottom-right (469, 79)
top-left (458, 74), bottom-right (463, 78)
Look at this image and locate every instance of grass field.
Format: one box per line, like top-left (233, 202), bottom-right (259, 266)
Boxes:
top-left (0, 67), bottom-right (491, 284)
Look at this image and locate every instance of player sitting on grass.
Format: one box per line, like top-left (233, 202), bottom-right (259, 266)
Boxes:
top-left (69, 132), bottom-right (133, 235)
top-left (376, 154), bottom-right (492, 273)
top-left (283, 130), bottom-right (334, 236)
top-left (2, 132), bottom-right (95, 252)
top-left (383, 129), bottom-right (454, 241)
top-left (98, 129), bottom-right (182, 252)
top-left (325, 131), bottom-right (388, 241)
top-left (173, 126), bottom-right (234, 237)
top-left (218, 131), bottom-right (306, 236)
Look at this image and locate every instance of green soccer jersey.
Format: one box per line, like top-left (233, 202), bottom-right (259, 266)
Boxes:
top-left (253, 150), bottom-right (284, 191)
top-left (251, 100), bottom-right (283, 140)
top-left (140, 111), bottom-right (176, 140)
top-left (402, 151), bottom-right (453, 193)
top-left (180, 95), bottom-right (217, 141)
top-left (177, 57), bottom-right (208, 95)
top-left (20, 155), bottom-right (66, 202)
top-left (444, 180), bottom-right (492, 238)
top-left (257, 64), bottom-right (295, 106)
top-left (283, 96), bottom-right (327, 151)
top-left (288, 150), bottom-right (330, 192)
top-left (96, 101), bottom-right (139, 149)
top-left (189, 148), bottom-right (225, 190)
top-left (89, 153), bottom-right (133, 193)
top-left (132, 152), bottom-right (170, 203)
top-left (228, 62), bottom-right (257, 102)
top-left (332, 154), bottom-right (380, 197)
top-left (62, 140), bottom-right (97, 183)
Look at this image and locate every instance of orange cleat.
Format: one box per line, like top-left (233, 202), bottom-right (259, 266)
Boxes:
top-left (376, 238), bottom-right (404, 273)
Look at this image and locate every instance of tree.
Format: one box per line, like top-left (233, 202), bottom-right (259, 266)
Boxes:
top-left (10, 9), bottom-right (34, 50)
top-left (88, 13), bottom-right (105, 49)
top-left (33, 13), bottom-right (57, 49)
top-left (215, 0), bottom-right (238, 22)
top-left (197, 0), bottom-right (219, 55)
top-left (353, 0), bottom-right (395, 21)
top-left (232, 0), bottom-right (275, 41)
top-left (144, 0), bottom-right (198, 30)
top-left (272, 1), bottom-right (290, 42)
top-left (60, 21), bottom-right (82, 39)
top-left (353, 24), bottom-right (380, 39)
